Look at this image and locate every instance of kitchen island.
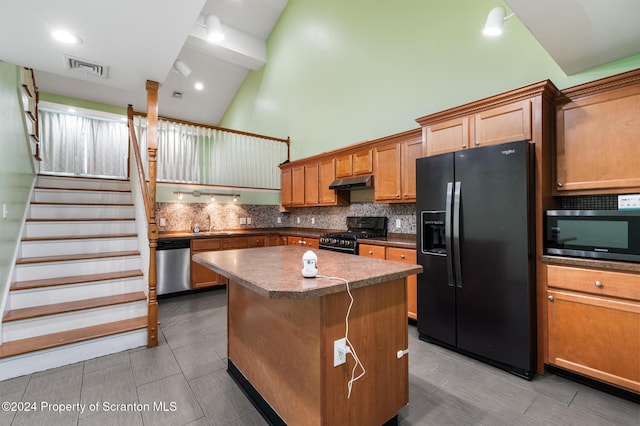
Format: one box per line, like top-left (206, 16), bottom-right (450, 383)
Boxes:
top-left (193, 245), bottom-right (422, 426)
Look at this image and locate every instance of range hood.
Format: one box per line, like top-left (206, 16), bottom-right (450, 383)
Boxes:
top-left (329, 175), bottom-right (373, 190)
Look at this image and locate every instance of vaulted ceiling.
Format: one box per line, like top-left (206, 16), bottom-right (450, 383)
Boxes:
top-left (1, 0), bottom-right (638, 125)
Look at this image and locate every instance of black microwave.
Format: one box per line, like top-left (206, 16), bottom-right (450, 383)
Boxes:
top-left (545, 210), bottom-right (640, 263)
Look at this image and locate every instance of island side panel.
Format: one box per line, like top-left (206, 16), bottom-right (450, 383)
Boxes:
top-left (228, 280), bottom-right (323, 425)
top-left (321, 277), bottom-right (409, 425)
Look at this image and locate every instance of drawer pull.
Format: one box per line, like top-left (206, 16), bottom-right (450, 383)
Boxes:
top-left (595, 280), bottom-right (603, 288)
top-left (548, 295), bottom-right (554, 301)
top-left (400, 255), bottom-right (405, 259)
top-left (368, 250), bottom-right (373, 255)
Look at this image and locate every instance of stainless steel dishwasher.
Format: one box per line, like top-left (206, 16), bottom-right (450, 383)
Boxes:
top-left (156, 239), bottom-right (191, 295)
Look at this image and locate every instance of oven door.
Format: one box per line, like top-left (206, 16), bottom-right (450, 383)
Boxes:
top-left (318, 243), bottom-right (357, 255)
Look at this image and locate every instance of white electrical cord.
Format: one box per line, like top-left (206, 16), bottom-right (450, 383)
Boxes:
top-left (316, 275), bottom-right (366, 398)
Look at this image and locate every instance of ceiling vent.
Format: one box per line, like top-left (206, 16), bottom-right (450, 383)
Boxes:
top-left (172, 91), bottom-right (183, 99)
top-left (64, 55), bottom-right (109, 78)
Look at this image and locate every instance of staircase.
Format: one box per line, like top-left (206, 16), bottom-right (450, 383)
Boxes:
top-left (0, 174), bottom-right (148, 380)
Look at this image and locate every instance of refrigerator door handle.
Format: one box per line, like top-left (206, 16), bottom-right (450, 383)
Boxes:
top-left (453, 181), bottom-right (463, 288)
top-left (445, 182), bottom-right (454, 286)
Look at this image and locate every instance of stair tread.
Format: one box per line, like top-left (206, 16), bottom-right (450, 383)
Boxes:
top-left (38, 173), bottom-right (129, 182)
top-left (16, 250), bottom-right (140, 264)
top-left (22, 233), bottom-right (138, 242)
top-left (0, 316), bottom-right (147, 359)
top-left (3, 291), bottom-right (147, 322)
top-left (31, 201), bottom-right (134, 206)
top-left (11, 269), bottom-right (144, 291)
top-left (26, 217), bottom-right (135, 222)
top-left (34, 186), bottom-right (131, 193)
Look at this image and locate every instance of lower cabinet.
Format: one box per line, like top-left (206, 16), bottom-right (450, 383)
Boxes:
top-left (359, 244), bottom-right (418, 320)
top-left (191, 238), bottom-right (227, 289)
top-left (287, 236), bottom-right (319, 249)
top-left (545, 264), bottom-right (640, 393)
top-left (191, 235), bottom-right (271, 288)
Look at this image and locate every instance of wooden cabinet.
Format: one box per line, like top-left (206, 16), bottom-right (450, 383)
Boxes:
top-left (545, 264), bottom-right (640, 392)
top-left (280, 167), bottom-right (292, 207)
top-left (336, 149), bottom-right (372, 178)
top-left (373, 129), bottom-right (423, 203)
top-left (248, 236), bottom-right (266, 248)
top-left (191, 238), bottom-right (227, 288)
top-left (424, 117), bottom-right (470, 156)
top-left (359, 244), bottom-right (418, 320)
top-left (555, 70), bottom-right (640, 194)
top-left (358, 244), bottom-right (386, 259)
top-left (266, 235), bottom-right (287, 246)
top-left (304, 162), bottom-right (319, 205)
top-left (280, 159), bottom-right (348, 208)
top-left (287, 236), bottom-right (319, 249)
top-left (421, 99), bottom-right (532, 156)
top-left (387, 247), bottom-right (418, 321)
top-left (472, 99), bottom-right (531, 147)
top-left (291, 165), bottom-right (305, 206)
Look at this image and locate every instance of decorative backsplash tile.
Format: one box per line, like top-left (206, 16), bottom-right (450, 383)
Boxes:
top-left (560, 195), bottom-right (618, 210)
top-left (156, 202), bottom-right (417, 234)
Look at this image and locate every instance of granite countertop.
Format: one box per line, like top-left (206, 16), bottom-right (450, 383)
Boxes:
top-left (541, 255), bottom-right (640, 273)
top-left (193, 245), bottom-right (422, 299)
top-left (159, 228), bottom-right (417, 249)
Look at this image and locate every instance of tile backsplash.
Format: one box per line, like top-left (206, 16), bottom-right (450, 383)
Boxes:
top-left (560, 195), bottom-right (618, 210)
top-left (156, 202), bottom-right (417, 234)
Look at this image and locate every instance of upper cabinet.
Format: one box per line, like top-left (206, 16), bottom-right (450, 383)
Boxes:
top-left (554, 69), bottom-right (640, 195)
top-left (420, 98), bottom-right (532, 156)
top-left (336, 149), bottom-right (373, 178)
top-left (280, 157), bottom-right (348, 209)
top-left (374, 129), bottom-right (423, 202)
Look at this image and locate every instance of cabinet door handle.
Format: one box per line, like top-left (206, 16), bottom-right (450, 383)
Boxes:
top-left (403, 193), bottom-right (408, 197)
top-left (557, 182), bottom-right (563, 188)
top-left (595, 281), bottom-right (603, 288)
top-left (368, 250), bottom-right (373, 255)
top-left (462, 144), bottom-right (467, 149)
top-left (475, 140), bottom-right (479, 146)
top-left (548, 295), bottom-right (554, 301)
top-left (400, 254), bottom-right (405, 259)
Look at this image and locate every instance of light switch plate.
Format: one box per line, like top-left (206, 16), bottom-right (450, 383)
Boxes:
top-left (159, 217), bottom-right (166, 227)
top-left (395, 219), bottom-right (402, 228)
top-left (247, 217), bottom-right (252, 225)
top-left (239, 217), bottom-right (247, 225)
top-left (618, 194), bottom-right (640, 210)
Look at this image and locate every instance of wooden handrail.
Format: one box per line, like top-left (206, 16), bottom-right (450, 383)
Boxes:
top-left (131, 109), bottom-right (290, 145)
top-left (127, 105), bottom-right (151, 223)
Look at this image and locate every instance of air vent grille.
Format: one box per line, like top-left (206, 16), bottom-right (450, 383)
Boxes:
top-left (64, 55), bottom-right (109, 78)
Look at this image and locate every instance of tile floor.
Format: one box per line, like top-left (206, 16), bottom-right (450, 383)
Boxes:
top-left (0, 288), bottom-right (637, 425)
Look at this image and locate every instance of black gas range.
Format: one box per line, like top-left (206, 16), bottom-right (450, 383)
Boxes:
top-left (319, 216), bottom-right (388, 255)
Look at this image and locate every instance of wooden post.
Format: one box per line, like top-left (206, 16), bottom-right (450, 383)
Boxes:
top-left (146, 80), bottom-right (159, 348)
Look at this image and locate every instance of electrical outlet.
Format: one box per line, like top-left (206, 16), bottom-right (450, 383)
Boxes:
top-left (277, 217), bottom-right (282, 224)
top-left (334, 338), bottom-right (347, 367)
top-left (311, 217), bottom-right (315, 225)
top-left (159, 217), bottom-right (166, 227)
top-left (296, 217), bottom-right (301, 224)
top-left (395, 219), bottom-right (402, 228)
top-left (247, 217), bottom-right (252, 225)
top-left (239, 217), bottom-right (247, 225)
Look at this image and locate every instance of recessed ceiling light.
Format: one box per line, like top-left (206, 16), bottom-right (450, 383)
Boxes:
top-left (194, 82), bottom-right (204, 91)
top-left (52, 30), bottom-right (82, 44)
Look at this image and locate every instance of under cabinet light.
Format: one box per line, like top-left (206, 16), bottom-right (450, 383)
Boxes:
top-left (173, 191), bottom-right (239, 201)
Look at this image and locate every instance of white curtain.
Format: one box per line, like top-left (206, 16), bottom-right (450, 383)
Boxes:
top-left (39, 109), bottom-right (128, 178)
top-left (134, 116), bottom-right (287, 189)
top-left (134, 117), bottom-right (199, 183)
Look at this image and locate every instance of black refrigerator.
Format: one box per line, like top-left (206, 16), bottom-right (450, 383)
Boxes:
top-left (416, 140), bottom-right (536, 379)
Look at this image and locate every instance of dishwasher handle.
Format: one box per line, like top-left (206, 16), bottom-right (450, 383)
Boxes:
top-left (157, 239), bottom-right (191, 250)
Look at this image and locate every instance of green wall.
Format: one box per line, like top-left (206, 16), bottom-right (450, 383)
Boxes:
top-left (0, 62), bottom-right (36, 299)
top-left (220, 0), bottom-right (640, 160)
